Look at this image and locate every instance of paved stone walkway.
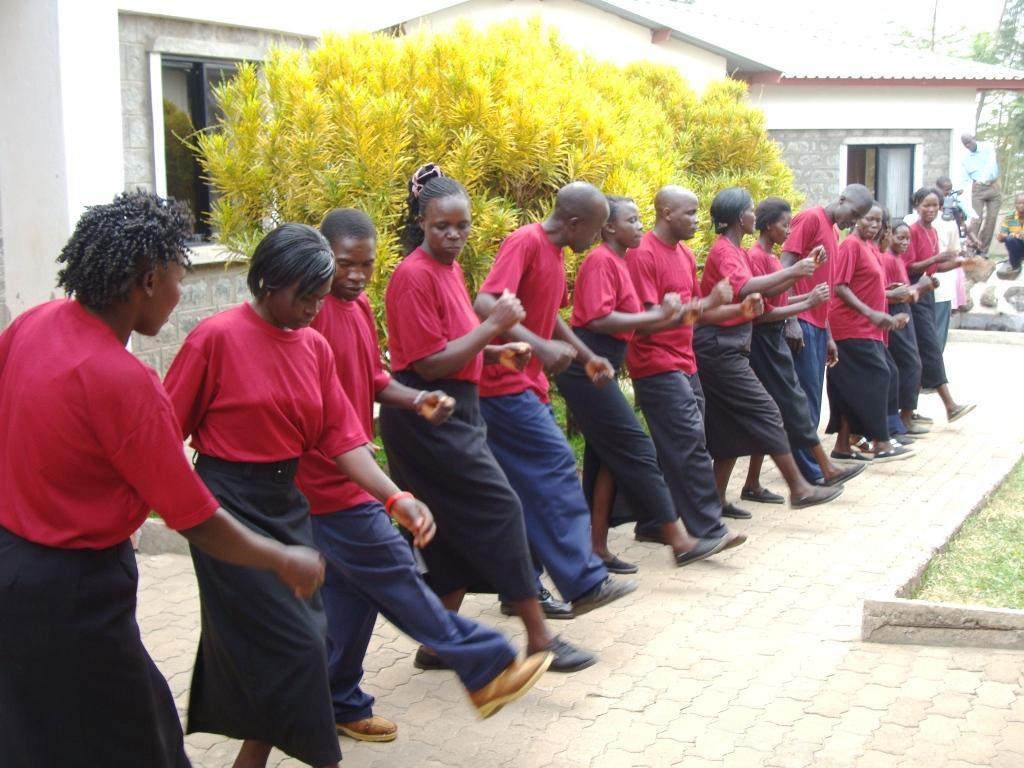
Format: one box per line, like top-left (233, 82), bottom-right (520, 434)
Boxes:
top-left (138, 334), bottom-right (1024, 767)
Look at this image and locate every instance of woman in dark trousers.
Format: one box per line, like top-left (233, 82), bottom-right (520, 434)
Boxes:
top-left (742, 197), bottom-right (866, 504)
top-left (379, 165), bottom-right (592, 673)
top-left (693, 187), bottom-right (842, 514)
top-left (556, 195), bottom-right (727, 572)
top-left (165, 223), bottom-right (547, 767)
top-left (903, 187), bottom-right (974, 424)
top-left (0, 193), bottom-right (324, 768)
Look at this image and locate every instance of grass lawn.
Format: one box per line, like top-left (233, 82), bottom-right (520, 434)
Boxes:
top-left (913, 456), bottom-right (1024, 610)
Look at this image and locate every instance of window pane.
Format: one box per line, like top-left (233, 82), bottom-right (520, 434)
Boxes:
top-left (162, 65), bottom-right (199, 235)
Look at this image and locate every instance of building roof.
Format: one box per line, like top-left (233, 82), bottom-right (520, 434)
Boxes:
top-left (585, 0), bottom-right (1024, 86)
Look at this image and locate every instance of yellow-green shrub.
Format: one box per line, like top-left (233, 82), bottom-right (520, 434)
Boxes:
top-left (196, 18), bottom-right (798, 328)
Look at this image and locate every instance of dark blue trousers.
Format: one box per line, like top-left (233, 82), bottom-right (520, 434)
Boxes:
top-left (480, 391), bottom-right (608, 603)
top-left (790, 320), bottom-right (828, 482)
top-left (311, 502), bottom-right (516, 720)
top-left (633, 371), bottom-right (729, 540)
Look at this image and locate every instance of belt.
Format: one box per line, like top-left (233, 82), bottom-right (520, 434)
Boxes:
top-left (195, 454), bottom-right (299, 481)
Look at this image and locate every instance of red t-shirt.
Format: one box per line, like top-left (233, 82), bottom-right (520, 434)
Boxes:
top-left (701, 236), bottom-right (754, 328)
top-left (0, 300), bottom-right (217, 548)
top-left (297, 294), bottom-right (389, 515)
top-left (478, 223), bottom-right (570, 402)
top-left (625, 231), bottom-right (701, 378)
top-left (829, 235), bottom-right (886, 343)
top-left (781, 207), bottom-right (838, 329)
top-left (165, 303), bottom-right (366, 463)
top-left (748, 242), bottom-right (788, 311)
top-left (570, 243), bottom-right (643, 342)
top-left (386, 247), bottom-right (484, 384)
top-left (882, 249), bottom-right (911, 287)
top-left (904, 222), bottom-right (940, 276)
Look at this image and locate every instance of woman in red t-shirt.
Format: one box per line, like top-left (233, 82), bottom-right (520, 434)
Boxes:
top-left (904, 187), bottom-right (974, 423)
top-left (379, 165), bottom-right (590, 674)
top-left (693, 187), bottom-right (843, 512)
top-left (743, 197), bottom-right (866, 502)
top-left (0, 194), bottom-right (324, 768)
top-left (164, 224), bottom-right (444, 768)
top-left (557, 195), bottom-right (729, 571)
top-left (825, 204), bottom-right (912, 461)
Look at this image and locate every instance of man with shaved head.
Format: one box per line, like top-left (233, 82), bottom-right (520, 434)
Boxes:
top-left (625, 185), bottom-right (748, 551)
top-left (473, 181), bottom-right (636, 627)
top-left (961, 133), bottom-right (1002, 256)
top-left (780, 183), bottom-right (874, 484)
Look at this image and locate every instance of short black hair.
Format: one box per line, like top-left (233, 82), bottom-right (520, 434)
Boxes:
top-left (754, 197), bottom-right (792, 232)
top-left (710, 187), bottom-right (754, 234)
top-left (247, 223), bottom-right (335, 299)
top-left (56, 191), bottom-right (193, 310)
top-left (912, 186), bottom-right (942, 208)
top-left (320, 208), bottom-right (377, 245)
top-left (605, 195), bottom-right (635, 222)
top-left (401, 164), bottom-right (469, 254)
top-left (891, 221), bottom-right (910, 235)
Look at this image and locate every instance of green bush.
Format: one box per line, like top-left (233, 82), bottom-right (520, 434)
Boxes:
top-left (195, 18), bottom-right (798, 333)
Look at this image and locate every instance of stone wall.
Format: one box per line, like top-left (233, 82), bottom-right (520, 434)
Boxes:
top-left (118, 13), bottom-right (309, 193)
top-left (770, 128), bottom-right (951, 207)
top-left (132, 259), bottom-right (248, 377)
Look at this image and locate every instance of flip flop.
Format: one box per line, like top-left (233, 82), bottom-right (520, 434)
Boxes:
top-left (947, 404), bottom-right (975, 423)
top-left (830, 450), bottom-right (872, 461)
top-left (822, 463), bottom-right (867, 487)
top-left (740, 486), bottom-right (785, 504)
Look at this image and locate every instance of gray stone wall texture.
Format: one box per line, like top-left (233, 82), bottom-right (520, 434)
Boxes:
top-left (118, 13), bottom-right (308, 192)
top-left (132, 260), bottom-right (248, 377)
top-left (770, 128), bottom-right (951, 207)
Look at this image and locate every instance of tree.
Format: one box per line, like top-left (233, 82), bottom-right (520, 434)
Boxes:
top-left (194, 19), bottom-right (797, 336)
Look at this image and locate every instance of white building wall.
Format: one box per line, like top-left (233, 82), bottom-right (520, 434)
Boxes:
top-left (410, 0), bottom-right (727, 94)
top-left (749, 83), bottom-right (980, 185)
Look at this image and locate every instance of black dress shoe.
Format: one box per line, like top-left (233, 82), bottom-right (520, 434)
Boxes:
top-left (413, 646), bottom-right (449, 671)
top-left (721, 503), bottom-right (752, 520)
top-left (571, 577), bottom-right (637, 616)
top-left (545, 635), bottom-right (597, 673)
top-left (500, 587), bottom-right (574, 620)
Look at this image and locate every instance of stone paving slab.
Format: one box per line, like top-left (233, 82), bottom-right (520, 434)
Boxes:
top-left (137, 336), bottom-right (1024, 767)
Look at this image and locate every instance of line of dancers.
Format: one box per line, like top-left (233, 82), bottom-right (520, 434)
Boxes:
top-left (0, 166), bottom-right (972, 767)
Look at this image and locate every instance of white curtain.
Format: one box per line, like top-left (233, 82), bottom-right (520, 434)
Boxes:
top-left (878, 147), bottom-right (913, 219)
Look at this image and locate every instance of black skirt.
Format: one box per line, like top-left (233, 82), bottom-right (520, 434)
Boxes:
top-left (557, 328), bottom-right (675, 528)
top-left (693, 323), bottom-right (790, 460)
top-left (749, 321), bottom-right (820, 450)
top-left (379, 374), bottom-right (535, 601)
top-left (0, 527), bottom-right (191, 768)
top-left (188, 456), bottom-right (340, 767)
top-left (888, 301), bottom-right (922, 411)
top-left (910, 291), bottom-right (948, 389)
top-left (826, 338), bottom-right (891, 441)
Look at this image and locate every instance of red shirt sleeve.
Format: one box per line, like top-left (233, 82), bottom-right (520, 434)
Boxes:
top-left (782, 211), bottom-right (819, 257)
top-left (358, 298), bottom-right (391, 394)
top-left (387, 270), bottom-right (450, 366)
top-left (480, 231), bottom-right (531, 296)
top-left (108, 402), bottom-right (219, 531)
top-left (627, 247), bottom-right (661, 307)
top-left (833, 237), bottom-right (859, 286)
top-left (317, 343), bottom-right (371, 458)
top-left (163, 339), bottom-right (215, 440)
top-left (706, 238), bottom-right (751, 297)
top-left (573, 254), bottom-right (621, 326)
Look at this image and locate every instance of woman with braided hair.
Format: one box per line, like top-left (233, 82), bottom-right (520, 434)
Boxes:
top-left (0, 192), bottom-right (325, 768)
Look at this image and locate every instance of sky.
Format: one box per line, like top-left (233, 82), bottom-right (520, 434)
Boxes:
top-left (693, 0), bottom-right (1006, 51)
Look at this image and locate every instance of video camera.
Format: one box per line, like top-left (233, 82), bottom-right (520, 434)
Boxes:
top-left (941, 188), bottom-right (969, 237)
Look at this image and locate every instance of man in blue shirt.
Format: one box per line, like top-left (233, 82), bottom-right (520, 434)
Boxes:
top-left (961, 133), bottom-right (1002, 256)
